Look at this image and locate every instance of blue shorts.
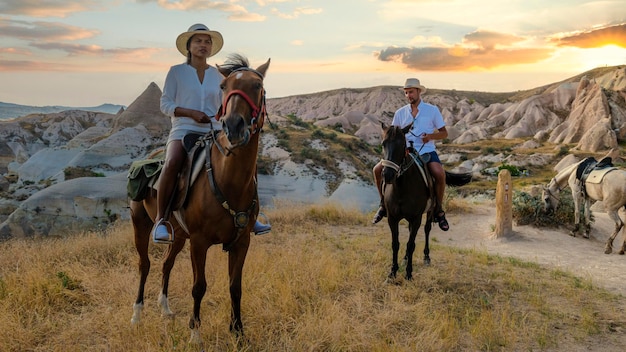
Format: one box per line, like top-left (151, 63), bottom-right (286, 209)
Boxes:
top-left (421, 151), bottom-right (441, 164)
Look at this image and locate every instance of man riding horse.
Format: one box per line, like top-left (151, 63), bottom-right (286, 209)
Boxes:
top-left (372, 78), bottom-right (450, 231)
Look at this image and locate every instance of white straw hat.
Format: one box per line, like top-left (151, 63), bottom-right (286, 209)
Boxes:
top-left (175, 23), bottom-right (223, 57)
top-left (401, 78), bottom-right (427, 93)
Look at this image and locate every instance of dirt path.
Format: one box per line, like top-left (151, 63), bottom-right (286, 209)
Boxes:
top-left (439, 203), bottom-right (626, 296)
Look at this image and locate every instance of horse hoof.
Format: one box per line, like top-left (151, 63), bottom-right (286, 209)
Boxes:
top-left (405, 273), bottom-right (413, 281)
top-left (619, 250), bottom-right (625, 255)
top-left (605, 248), bottom-right (613, 255)
top-left (424, 258), bottom-right (431, 266)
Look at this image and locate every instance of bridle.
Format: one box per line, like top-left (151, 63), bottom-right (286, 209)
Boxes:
top-left (381, 134), bottom-right (415, 179)
top-left (215, 68), bottom-right (267, 135)
top-left (544, 177), bottom-right (561, 203)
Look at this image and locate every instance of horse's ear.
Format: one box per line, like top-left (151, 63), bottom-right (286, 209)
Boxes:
top-left (401, 123), bottom-right (413, 135)
top-left (256, 58), bottom-right (271, 78)
top-left (216, 64), bottom-right (226, 77)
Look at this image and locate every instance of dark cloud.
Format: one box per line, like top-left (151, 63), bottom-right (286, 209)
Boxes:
top-left (377, 30), bottom-right (553, 71)
top-left (554, 23), bottom-right (626, 48)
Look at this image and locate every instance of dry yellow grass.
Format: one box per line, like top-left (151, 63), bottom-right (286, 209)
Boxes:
top-left (0, 201), bottom-right (624, 351)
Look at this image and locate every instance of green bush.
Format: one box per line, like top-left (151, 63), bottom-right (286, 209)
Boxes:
top-left (512, 190), bottom-right (589, 228)
top-left (498, 163), bottom-right (520, 176)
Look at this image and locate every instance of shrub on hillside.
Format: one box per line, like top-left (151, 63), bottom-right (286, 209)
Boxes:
top-left (512, 189), bottom-right (587, 228)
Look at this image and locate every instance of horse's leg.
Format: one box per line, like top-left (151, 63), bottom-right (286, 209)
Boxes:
top-left (604, 210), bottom-right (624, 255)
top-left (158, 234), bottom-right (186, 317)
top-left (616, 214), bottom-right (626, 255)
top-left (404, 217), bottom-right (421, 281)
top-left (188, 239), bottom-right (210, 345)
top-left (228, 236), bottom-right (251, 335)
top-left (388, 218), bottom-right (400, 280)
top-left (570, 191), bottom-right (582, 237)
top-left (582, 197), bottom-right (591, 239)
top-left (423, 211), bottom-right (432, 266)
top-left (130, 201), bottom-right (152, 326)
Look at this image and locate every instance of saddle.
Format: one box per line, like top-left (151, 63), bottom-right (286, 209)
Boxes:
top-left (406, 149), bottom-right (437, 207)
top-left (127, 133), bottom-right (213, 213)
top-left (575, 156), bottom-right (616, 193)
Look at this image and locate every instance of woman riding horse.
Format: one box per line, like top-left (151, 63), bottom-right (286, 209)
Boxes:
top-left (130, 48), bottom-right (271, 343)
top-left (153, 23), bottom-right (270, 244)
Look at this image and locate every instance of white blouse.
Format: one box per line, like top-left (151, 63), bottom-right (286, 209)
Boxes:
top-left (160, 63), bottom-right (223, 141)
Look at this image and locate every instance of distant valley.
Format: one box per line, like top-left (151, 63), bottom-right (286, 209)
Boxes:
top-left (0, 101), bottom-right (125, 120)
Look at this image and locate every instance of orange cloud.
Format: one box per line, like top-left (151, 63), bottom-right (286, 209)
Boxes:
top-left (0, 19), bottom-right (98, 41)
top-left (463, 30), bottom-right (525, 50)
top-left (0, 47), bottom-right (32, 56)
top-left (554, 23), bottom-right (626, 48)
top-left (0, 59), bottom-right (71, 71)
top-left (377, 30), bottom-right (553, 71)
top-left (30, 42), bottom-right (159, 60)
top-left (147, 0), bottom-right (266, 21)
top-left (0, 0), bottom-right (95, 18)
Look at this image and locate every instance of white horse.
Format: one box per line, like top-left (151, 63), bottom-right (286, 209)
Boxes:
top-left (542, 158), bottom-right (626, 254)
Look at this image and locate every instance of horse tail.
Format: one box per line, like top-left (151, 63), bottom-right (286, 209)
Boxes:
top-left (445, 171), bottom-right (472, 187)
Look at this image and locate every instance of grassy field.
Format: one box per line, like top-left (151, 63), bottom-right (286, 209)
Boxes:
top-left (0, 201), bottom-right (624, 351)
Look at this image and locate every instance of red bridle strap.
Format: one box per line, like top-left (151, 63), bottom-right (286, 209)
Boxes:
top-left (215, 89), bottom-right (265, 132)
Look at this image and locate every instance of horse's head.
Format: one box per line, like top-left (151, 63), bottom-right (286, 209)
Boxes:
top-left (217, 54), bottom-right (270, 149)
top-left (542, 179), bottom-right (560, 213)
top-left (380, 122), bottom-right (412, 184)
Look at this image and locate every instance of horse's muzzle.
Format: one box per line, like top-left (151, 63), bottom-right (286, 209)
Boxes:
top-left (222, 114), bottom-right (251, 148)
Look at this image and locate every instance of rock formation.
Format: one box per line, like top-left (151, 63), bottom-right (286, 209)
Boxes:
top-left (0, 65), bottom-right (624, 239)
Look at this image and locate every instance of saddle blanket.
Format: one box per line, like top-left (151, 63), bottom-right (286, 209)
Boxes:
top-left (586, 167), bottom-right (617, 184)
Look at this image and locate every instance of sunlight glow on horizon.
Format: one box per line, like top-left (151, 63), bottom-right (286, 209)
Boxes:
top-left (1, 0), bottom-right (625, 106)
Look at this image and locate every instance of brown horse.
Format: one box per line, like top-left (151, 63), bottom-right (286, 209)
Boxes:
top-left (129, 54), bottom-right (270, 343)
top-left (380, 123), bottom-right (433, 281)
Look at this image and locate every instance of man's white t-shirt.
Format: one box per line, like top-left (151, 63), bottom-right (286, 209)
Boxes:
top-left (391, 100), bottom-right (445, 155)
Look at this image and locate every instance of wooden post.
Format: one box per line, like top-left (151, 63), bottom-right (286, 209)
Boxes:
top-left (495, 169), bottom-right (512, 237)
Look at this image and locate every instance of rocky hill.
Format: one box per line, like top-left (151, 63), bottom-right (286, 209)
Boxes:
top-left (0, 66), bottom-right (624, 240)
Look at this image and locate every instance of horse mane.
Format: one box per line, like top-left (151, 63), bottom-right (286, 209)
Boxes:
top-left (551, 159), bottom-right (586, 189)
top-left (219, 54), bottom-right (251, 75)
top-left (385, 125), bottom-right (405, 142)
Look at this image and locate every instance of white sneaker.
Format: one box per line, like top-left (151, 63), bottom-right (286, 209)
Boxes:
top-left (152, 219), bottom-right (173, 244)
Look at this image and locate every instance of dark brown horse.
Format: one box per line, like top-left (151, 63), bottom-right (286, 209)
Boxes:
top-left (380, 123), bottom-right (433, 281)
top-left (129, 54), bottom-right (270, 343)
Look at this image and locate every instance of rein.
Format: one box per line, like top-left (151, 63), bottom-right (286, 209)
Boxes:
top-left (381, 149), bottom-right (418, 178)
top-left (204, 67), bottom-right (266, 251)
top-left (544, 177), bottom-right (562, 202)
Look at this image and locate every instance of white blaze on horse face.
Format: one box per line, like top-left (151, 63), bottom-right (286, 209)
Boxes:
top-left (235, 72), bottom-right (243, 79)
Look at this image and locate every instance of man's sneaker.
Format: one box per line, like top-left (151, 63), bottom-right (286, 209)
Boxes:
top-left (372, 206), bottom-right (387, 224)
top-left (152, 219), bottom-right (173, 244)
top-left (253, 220), bottom-right (271, 235)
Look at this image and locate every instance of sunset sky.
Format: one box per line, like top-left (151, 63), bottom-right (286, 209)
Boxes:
top-left (1, 0), bottom-right (625, 107)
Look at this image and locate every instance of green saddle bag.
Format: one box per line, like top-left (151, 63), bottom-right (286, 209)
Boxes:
top-left (127, 159), bottom-right (163, 201)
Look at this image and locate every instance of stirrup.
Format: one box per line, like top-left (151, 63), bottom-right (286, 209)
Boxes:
top-left (434, 211), bottom-right (449, 231)
top-left (254, 213), bottom-right (271, 235)
top-left (152, 219), bottom-right (174, 244)
top-left (372, 206), bottom-right (387, 224)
